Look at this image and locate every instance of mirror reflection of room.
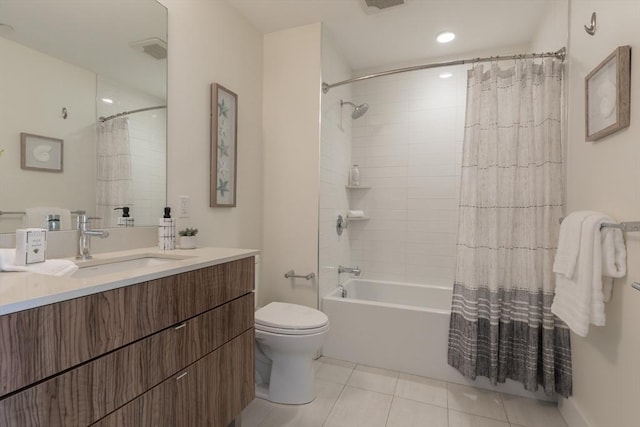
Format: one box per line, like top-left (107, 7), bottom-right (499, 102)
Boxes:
top-left (0, 0), bottom-right (167, 233)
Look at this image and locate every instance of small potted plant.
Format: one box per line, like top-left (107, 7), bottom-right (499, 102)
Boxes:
top-left (178, 227), bottom-right (198, 249)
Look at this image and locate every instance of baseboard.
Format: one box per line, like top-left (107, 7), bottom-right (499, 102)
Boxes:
top-left (558, 396), bottom-right (595, 427)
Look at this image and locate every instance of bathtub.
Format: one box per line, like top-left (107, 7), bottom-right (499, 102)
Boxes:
top-left (322, 278), bottom-right (554, 400)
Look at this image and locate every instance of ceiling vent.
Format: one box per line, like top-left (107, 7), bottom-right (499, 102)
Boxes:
top-left (364, 0), bottom-right (405, 9)
top-left (129, 37), bottom-right (167, 60)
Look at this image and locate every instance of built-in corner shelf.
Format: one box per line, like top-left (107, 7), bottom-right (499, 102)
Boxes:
top-left (345, 185), bottom-right (371, 189)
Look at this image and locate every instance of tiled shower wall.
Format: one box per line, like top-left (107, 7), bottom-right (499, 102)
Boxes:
top-left (347, 65), bottom-right (467, 287)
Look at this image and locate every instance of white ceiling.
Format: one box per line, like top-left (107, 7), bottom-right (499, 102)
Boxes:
top-left (0, 0), bottom-right (167, 99)
top-left (225, 0), bottom-right (561, 72)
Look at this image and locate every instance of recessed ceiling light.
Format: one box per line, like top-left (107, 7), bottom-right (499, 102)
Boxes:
top-left (101, 98), bottom-right (114, 104)
top-left (436, 31), bottom-right (455, 43)
top-left (439, 72), bottom-right (453, 79)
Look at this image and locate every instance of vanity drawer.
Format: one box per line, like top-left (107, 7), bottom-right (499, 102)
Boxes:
top-left (0, 293), bottom-right (254, 426)
top-left (92, 330), bottom-right (255, 427)
top-left (0, 257), bottom-right (254, 397)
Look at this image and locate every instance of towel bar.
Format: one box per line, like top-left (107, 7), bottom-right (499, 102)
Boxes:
top-left (284, 270), bottom-right (315, 280)
top-left (558, 217), bottom-right (640, 232)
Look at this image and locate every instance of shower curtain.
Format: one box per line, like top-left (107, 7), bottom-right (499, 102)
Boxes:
top-left (447, 58), bottom-right (572, 397)
top-left (96, 117), bottom-right (132, 228)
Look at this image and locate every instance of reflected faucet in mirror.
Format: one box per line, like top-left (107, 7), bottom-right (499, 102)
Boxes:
top-left (76, 214), bottom-right (109, 261)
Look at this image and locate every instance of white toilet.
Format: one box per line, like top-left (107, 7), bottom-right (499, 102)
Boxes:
top-left (253, 257), bottom-right (329, 405)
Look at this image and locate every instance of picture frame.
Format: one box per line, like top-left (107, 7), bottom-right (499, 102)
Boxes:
top-left (20, 133), bottom-right (64, 172)
top-left (585, 45), bottom-right (631, 141)
top-left (210, 83), bottom-right (238, 207)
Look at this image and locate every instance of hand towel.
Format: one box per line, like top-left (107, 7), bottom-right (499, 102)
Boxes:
top-left (23, 207), bottom-right (72, 230)
top-left (347, 210), bottom-right (365, 218)
top-left (0, 248), bottom-right (78, 277)
top-left (599, 226), bottom-right (626, 302)
top-left (551, 213), bottom-right (626, 337)
top-left (553, 211), bottom-right (598, 278)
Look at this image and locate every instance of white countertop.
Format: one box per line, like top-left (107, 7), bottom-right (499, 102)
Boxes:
top-left (0, 246), bottom-right (258, 316)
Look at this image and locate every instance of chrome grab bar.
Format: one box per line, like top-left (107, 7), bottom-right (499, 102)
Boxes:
top-left (284, 270), bottom-right (315, 280)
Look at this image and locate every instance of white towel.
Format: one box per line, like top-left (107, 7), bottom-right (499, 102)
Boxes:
top-left (551, 213), bottom-right (627, 337)
top-left (23, 207), bottom-right (72, 230)
top-left (347, 210), bottom-right (365, 218)
top-left (0, 249), bottom-right (78, 277)
top-left (553, 211), bottom-right (598, 278)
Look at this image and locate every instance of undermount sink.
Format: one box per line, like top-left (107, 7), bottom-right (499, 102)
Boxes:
top-left (72, 254), bottom-right (194, 278)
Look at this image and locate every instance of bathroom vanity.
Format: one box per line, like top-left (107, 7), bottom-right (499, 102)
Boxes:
top-left (0, 247), bottom-right (257, 426)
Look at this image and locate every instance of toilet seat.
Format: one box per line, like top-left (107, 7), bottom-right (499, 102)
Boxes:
top-left (255, 302), bottom-right (329, 336)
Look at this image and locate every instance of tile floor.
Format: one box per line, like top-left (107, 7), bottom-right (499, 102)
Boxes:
top-left (242, 357), bottom-right (568, 427)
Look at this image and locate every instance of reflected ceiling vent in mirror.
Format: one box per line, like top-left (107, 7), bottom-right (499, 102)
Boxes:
top-left (129, 37), bottom-right (167, 60)
top-left (364, 0), bottom-right (404, 10)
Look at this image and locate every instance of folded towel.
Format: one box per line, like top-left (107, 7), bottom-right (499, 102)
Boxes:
top-left (551, 213), bottom-right (627, 337)
top-left (553, 211), bottom-right (598, 278)
top-left (23, 207), bottom-right (72, 230)
top-left (347, 210), bottom-right (365, 218)
top-left (0, 249), bottom-right (78, 277)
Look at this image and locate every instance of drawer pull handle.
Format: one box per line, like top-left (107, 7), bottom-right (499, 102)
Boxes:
top-left (176, 372), bottom-right (188, 380)
top-left (174, 323), bottom-right (187, 330)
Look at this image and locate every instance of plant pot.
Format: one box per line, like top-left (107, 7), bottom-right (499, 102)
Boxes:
top-left (179, 235), bottom-right (197, 249)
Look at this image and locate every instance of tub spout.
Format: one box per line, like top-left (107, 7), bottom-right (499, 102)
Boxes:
top-left (338, 265), bottom-right (361, 276)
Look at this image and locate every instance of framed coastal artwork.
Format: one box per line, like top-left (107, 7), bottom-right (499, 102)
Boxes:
top-left (20, 133), bottom-right (64, 172)
top-left (585, 45), bottom-right (631, 141)
top-left (210, 83), bottom-right (238, 207)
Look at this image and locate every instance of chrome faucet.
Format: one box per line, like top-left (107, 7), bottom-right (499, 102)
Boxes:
top-left (76, 214), bottom-right (109, 261)
top-left (338, 265), bottom-right (361, 276)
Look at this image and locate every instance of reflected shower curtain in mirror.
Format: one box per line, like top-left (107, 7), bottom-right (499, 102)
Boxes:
top-left (447, 58), bottom-right (572, 397)
top-left (96, 117), bottom-right (132, 228)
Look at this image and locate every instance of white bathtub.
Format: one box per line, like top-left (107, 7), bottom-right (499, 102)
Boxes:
top-left (322, 278), bottom-right (554, 400)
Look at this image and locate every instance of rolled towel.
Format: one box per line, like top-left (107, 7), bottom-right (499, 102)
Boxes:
top-left (347, 210), bottom-right (365, 218)
top-left (0, 249), bottom-right (78, 277)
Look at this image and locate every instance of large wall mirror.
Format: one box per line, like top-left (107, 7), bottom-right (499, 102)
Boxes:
top-left (0, 0), bottom-right (167, 233)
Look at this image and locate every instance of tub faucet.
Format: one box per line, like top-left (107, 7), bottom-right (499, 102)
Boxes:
top-left (76, 214), bottom-right (109, 261)
top-left (338, 265), bottom-right (361, 276)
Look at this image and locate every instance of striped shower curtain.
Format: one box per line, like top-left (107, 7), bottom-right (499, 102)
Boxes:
top-left (447, 58), bottom-right (572, 397)
top-left (96, 117), bottom-right (132, 228)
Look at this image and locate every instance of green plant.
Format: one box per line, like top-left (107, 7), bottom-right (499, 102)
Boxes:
top-left (178, 227), bottom-right (198, 237)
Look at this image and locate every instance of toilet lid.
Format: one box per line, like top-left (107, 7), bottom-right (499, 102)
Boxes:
top-left (255, 302), bottom-right (329, 330)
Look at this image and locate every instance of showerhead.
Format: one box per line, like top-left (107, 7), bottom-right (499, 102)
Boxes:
top-left (341, 100), bottom-right (369, 119)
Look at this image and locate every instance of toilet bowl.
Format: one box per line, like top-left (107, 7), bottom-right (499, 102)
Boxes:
top-left (254, 301), bottom-right (329, 404)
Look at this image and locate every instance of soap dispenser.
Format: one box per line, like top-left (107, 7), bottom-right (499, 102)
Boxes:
top-left (114, 207), bottom-right (134, 227)
top-left (158, 207), bottom-right (176, 250)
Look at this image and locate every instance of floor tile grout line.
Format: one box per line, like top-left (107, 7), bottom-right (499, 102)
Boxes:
top-left (321, 380), bottom-right (348, 427)
top-left (383, 395), bottom-right (395, 427)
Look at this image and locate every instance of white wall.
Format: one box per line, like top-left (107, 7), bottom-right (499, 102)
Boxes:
top-left (262, 23), bottom-right (322, 308)
top-left (0, 37), bottom-right (96, 232)
top-left (347, 66), bottom-right (467, 286)
top-left (561, 2), bottom-right (640, 427)
top-left (159, 0), bottom-right (263, 251)
top-left (318, 30), bottom-right (353, 302)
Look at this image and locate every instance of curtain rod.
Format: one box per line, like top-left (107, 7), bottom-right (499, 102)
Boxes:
top-left (99, 105), bottom-right (167, 123)
top-left (322, 47), bottom-right (566, 94)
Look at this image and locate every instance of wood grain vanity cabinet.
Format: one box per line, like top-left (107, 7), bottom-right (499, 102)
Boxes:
top-left (0, 256), bottom-right (255, 427)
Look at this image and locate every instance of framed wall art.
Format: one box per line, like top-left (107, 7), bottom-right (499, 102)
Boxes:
top-left (210, 83), bottom-right (238, 207)
top-left (20, 133), bottom-right (64, 172)
top-left (585, 45), bottom-right (631, 141)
